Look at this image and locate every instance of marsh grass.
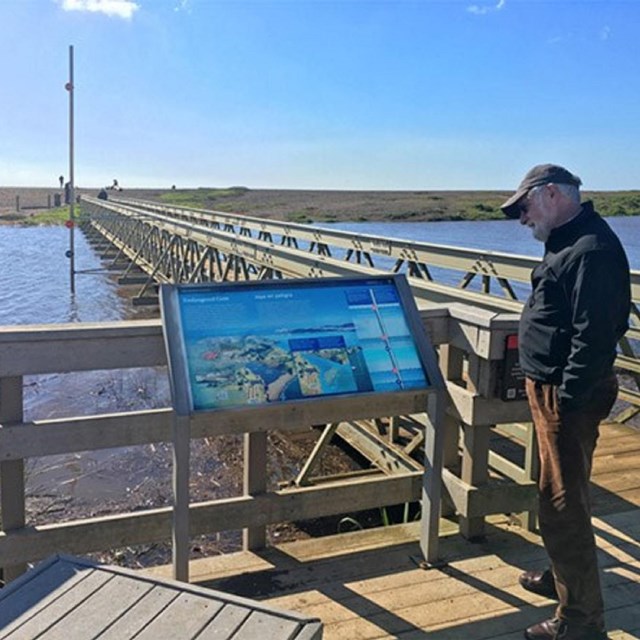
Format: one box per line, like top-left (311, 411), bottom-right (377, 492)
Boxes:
top-left (159, 187), bottom-right (249, 208)
top-left (18, 206), bottom-right (71, 226)
top-left (4, 188), bottom-right (639, 226)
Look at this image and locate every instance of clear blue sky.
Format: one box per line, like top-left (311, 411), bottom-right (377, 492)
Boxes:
top-left (1, 0), bottom-right (638, 190)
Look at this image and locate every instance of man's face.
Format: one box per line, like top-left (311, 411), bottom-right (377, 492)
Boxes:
top-left (519, 187), bottom-right (557, 242)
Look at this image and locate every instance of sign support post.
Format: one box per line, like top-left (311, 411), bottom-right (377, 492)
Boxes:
top-left (172, 413), bottom-right (191, 582)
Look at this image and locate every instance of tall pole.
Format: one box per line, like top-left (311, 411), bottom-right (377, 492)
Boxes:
top-left (67, 45), bottom-right (76, 294)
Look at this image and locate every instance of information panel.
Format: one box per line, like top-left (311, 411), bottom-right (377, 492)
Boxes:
top-left (161, 275), bottom-right (433, 414)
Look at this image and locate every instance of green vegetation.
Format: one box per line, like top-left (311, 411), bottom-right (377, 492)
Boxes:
top-left (587, 191), bottom-right (640, 217)
top-left (4, 188), bottom-right (639, 227)
top-left (17, 206), bottom-right (71, 226)
top-left (287, 210), bottom-right (313, 224)
top-left (158, 186), bottom-right (250, 208)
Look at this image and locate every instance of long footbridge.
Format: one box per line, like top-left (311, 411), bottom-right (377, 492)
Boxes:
top-left (80, 195), bottom-right (640, 417)
top-left (1, 196), bottom-right (639, 635)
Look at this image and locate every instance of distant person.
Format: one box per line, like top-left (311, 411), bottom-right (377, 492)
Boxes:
top-left (59, 175), bottom-right (64, 189)
top-left (112, 179), bottom-right (121, 192)
top-left (501, 164), bottom-right (630, 640)
top-left (171, 184), bottom-right (176, 190)
top-left (97, 188), bottom-right (108, 201)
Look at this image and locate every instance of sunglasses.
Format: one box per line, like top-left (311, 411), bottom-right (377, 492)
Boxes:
top-left (518, 190), bottom-right (533, 216)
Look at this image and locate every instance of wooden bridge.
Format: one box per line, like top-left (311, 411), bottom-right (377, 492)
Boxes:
top-left (0, 198), bottom-right (638, 637)
top-left (80, 195), bottom-right (640, 423)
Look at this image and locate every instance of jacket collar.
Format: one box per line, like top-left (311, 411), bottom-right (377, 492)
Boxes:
top-left (545, 201), bottom-right (596, 251)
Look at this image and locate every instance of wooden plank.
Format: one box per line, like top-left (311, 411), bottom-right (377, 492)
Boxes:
top-left (0, 473), bottom-right (423, 566)
top-left (0, 321), bottom-right (165, 377)
top-left (188, 388), bottom-right (432, 436)
top-left (132, 591), bottom-right (226, 640)
top-left (0, 376), bottom-right (25, 581)
top-left (244, 431), bottom-right (268, 550)
top-left (96, 586), bottom-right (179, 639)
top-left (442, 469), bottom-right (537, 519)
top-left (1, 569), bottom-right (112, 639)
top-left (335, 421), bottom-right (422, 475)
top-left (292, 623), bottom-right (324, 640)
top-left (294, 561), bottom-right (640, 639)
top-left (233, 610), bottom-right (302, 640)
top-left (34, 573), bottom-right (155, 639)
top-left (446, 382), bottom-right (531, 425)
top-left (196, 604), bottom-right (251, 639)
top-left (0, 409), bottom-right (172, 461)
top-left (0, 557), bottom-right (85, 631)
top-left (172, 413), bottom-right (191, 582)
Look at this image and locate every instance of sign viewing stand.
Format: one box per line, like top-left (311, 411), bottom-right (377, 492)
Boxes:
top-left (160, 274), bottom-right (446, 582)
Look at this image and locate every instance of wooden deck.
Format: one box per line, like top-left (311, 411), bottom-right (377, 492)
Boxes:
top-left (146, 422), bottom-right (640, 639)
top-left (0, 555), bottom-right (322, 639)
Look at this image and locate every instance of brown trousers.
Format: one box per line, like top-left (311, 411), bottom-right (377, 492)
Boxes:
top-left (525, 374), bottom-right (618, 628)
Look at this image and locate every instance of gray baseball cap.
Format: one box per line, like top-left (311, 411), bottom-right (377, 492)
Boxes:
top-left (501, 164), bottom-right (582, 218)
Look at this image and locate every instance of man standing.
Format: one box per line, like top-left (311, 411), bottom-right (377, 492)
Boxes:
top-left (501, 164), bottom-right (630, 640)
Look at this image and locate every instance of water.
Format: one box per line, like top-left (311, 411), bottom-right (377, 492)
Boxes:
top-left (2, 218), bottom-right (637, 329)
top-left (0, 226), bottom-right (129, 325)
top-left (318, 216), bottom-right (640, 270)
top-left (2, 216), bottom-right (638, 511)
top-left (0, 226), bottom-right (171, 506)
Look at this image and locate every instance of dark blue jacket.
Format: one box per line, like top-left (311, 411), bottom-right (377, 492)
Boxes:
top-left (518, 201), bottom-right (630, 411)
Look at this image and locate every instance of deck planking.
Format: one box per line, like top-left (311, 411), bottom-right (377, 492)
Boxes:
top-left (145, 422), bottom-right (640, 639)
top-left (0, 556), bottom-right (322, 639)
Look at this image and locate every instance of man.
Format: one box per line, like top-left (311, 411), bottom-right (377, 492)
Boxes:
top-left (501, 164), bottom-right (630, 640)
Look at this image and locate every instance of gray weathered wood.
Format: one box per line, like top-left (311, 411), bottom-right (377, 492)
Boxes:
top-left (0, 473), bottom-right (422, 566)
top-left (96, 587), bottom-right (179, 639)
top-left (460, 423), bottom-right (491, 538)
top-left (0, 555), bottom-right (323, 639)
top-left (0, 556), bottom-right (82, 631)
top-left (0, 321), bottom-right (165, 376)
top-left (32, 575), bottom-right (154, 640)
top-left (133, 591), bottom-right (225, 639)
top-left (0, 376), bottom-right (25, 581)
top-left (172, 413), bottom-right (191, 582)
top-left (233, 610), bottom-right (301, 639)
top-left (196, 604), bottom-right (251, 638)
top-left (1, 569), bottom-right (112, 639)
top-left (421, 392), bottom-right (445, 564)
top-left (0, 409), bottom-right (172, 461)
top-left (244, 431), bottom-right (268, 550)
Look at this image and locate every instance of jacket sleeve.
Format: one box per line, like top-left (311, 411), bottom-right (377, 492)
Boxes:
top-left (558, 249), bottom-right (623, 411)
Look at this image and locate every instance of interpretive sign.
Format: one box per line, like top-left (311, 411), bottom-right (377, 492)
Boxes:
top-left (161, 275), bottom-right (445, 581)
top-left (161, 275), bottom-right (434, 415)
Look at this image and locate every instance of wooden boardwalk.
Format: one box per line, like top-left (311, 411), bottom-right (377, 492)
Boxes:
top-left (146, 422), bottom-right (640, 639)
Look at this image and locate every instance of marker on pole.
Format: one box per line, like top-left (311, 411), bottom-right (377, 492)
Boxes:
top-left (67, 45), bottom-right (76, 294)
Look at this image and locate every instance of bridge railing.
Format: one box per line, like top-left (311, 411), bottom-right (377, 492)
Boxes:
top-left (101, 196), bottom-right (541, 295)
top-left (79, 196), bottom-right (640, 420)
top-left (0, 306), bottom-right (541, 582)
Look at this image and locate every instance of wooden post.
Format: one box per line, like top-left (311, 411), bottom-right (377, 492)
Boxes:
top-left (243, 431), bottom-right (267, 550)
top-left (0, 376), bottom-right (26, 582)
top-left (459, 423), bottom-right (491, 539)
top-left (420, 390), bottom-right (445, 565)
top-left (172, 413), bottom-right (191, 582)
top-left (438, 344), bottom-right (464, 516)
top-left (520, 423), bottom-right (539, 531)
top-left (15, 196), bottom-right (20, 212)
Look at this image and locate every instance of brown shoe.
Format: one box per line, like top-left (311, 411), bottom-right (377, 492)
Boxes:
top-left (524, 617), bottom-right (608, 640)
top-left (519, 568), bottom-right (558, 600)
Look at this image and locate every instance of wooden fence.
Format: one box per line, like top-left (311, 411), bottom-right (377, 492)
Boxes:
top-left (0, 304), bottom-right (592, 583)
